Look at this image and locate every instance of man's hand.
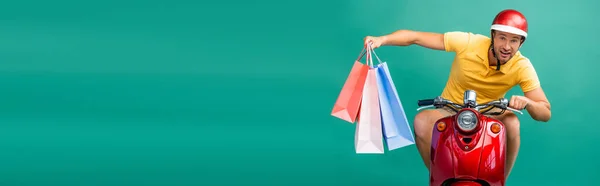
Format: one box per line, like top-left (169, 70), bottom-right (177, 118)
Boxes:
top-left (509, 95), bottom-right (530, 110)
top-left (364, 36), bottom-right (386, 49)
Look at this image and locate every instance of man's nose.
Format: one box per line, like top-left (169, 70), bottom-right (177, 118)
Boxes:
top-left (502, 42), bottom-right (511, 50)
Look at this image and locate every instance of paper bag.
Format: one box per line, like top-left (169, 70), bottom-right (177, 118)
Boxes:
top-left (331, 48), bottom-right (370, 123)
top-left (375, 62), bottom-right (416, 150)
top-left (354, 66), bottom-right (384, 154)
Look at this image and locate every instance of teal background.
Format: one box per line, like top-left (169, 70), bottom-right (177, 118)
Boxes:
top-left (0, 0), bottom-right (597, 185)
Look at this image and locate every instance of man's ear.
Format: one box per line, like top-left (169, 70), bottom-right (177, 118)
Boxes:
top-left (519, 37), bottom-right (526, 48)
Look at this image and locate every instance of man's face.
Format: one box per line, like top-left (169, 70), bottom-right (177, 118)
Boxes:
top-left (492, 30), bottom-right (523, 63)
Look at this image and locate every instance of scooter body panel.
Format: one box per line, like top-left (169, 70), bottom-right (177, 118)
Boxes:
top-left (476, 116), bottom-right (507, 186)
top-left (429, 108), bottom-right (507, 186)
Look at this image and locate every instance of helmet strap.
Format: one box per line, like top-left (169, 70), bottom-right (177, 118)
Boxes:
top-left (490, 33), bottom-right (502, 71)
top-left (491, 46), bottom-right (501, 71)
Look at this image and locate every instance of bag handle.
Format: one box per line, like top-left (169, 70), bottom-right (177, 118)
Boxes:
top-left (356, 41), bottom-right (384, 67)
top-left (356, 45), bottom-right (368, 62)
top-left (367, 43), bottom-right (383, 66)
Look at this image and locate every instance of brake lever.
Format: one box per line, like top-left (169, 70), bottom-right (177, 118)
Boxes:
top-left (506, 107), bottom-right (523, 115)
top-left (416, 105), bottom-right (435, 111)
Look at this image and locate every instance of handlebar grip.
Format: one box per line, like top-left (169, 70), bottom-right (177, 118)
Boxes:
top-left (417, 99), bottom-right (434, 106)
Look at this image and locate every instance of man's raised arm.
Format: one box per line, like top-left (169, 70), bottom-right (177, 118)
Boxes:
top-left (364, 30), bottom-right (446, 51)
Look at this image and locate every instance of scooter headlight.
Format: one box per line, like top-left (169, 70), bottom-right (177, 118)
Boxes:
top-left (457, 110), bottom-right (478, 132)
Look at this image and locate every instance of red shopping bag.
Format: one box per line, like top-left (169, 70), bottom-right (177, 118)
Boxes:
top-left (331, 47), bottom-right (370, 123)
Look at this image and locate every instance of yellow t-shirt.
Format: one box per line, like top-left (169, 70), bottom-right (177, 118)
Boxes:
top-left (440, 31), bottom-right (541, 105)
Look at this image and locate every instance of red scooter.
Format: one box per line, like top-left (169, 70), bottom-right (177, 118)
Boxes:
top-left (416, 90), bottom-right (523, 186)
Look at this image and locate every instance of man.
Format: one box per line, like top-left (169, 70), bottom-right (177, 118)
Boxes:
top-left (364, 9), bottom-right (551, 178)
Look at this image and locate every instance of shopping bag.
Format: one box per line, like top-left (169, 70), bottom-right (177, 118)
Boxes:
top-left (354, 47), bottom-right (384, 154)
top-left (331, 47), bottom-right (370, 123)
top-left (372, 51), bottom-right (416, 150)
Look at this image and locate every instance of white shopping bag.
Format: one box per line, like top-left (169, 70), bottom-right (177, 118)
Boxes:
top-left (354, 59), bottom-right (384, 154)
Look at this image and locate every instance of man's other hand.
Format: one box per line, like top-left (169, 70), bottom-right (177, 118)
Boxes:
top-left (509, 95), bottom-right (531, 110)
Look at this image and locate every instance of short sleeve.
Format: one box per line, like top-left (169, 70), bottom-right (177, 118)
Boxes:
top-left (444, 31), bottom-right (471, 54)
top-left (518, 61), bottom-right (541, 92)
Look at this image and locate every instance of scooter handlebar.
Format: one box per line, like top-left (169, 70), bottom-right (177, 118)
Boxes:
top-left (417, 99), bottom-right (434, 107)
top-left (416, 97), bottom-right (523, 115)
top-left (482, 99), bottom-right (524, 115)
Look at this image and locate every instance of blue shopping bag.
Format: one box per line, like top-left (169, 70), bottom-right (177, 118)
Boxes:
top-left (375, 62), bottom-right (416, 151)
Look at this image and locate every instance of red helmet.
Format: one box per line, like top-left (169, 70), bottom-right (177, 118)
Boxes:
top-left (490, 9), bottom-right (528, 38)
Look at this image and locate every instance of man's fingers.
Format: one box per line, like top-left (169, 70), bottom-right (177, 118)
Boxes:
top-left (509, 97), bottom-right (516, 108)
top-left (364, 37), bottom-right (379, 47)
top-left (515, 100), bottom-right (525, 110)
top-left (517, 97), bottom-right (527, 110)
top-left (507, 96), bottom-right (530, 110)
